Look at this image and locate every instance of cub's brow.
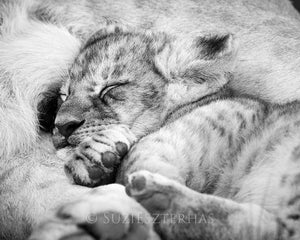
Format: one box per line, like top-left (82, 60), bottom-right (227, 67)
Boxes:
top-left (100, 79), bottom-right (130, 88)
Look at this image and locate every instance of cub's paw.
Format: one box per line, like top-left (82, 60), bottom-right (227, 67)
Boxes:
top-left (29, 184), bottom-right (161, 240)
top-left (65, 124), bottom-right (136, 187)
top-left (126, 171), bottom-right (177, 213)
top-left (126, 171), bottom-right (204, 240)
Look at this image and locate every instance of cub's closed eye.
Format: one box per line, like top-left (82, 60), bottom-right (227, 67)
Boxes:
top-left (99, 82), bottom-right (128, 102)
top-left (99, 85), bottom-right (118, 100)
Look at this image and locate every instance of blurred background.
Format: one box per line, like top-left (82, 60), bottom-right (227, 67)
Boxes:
top-left (292, 0), bottom-right (300, 12)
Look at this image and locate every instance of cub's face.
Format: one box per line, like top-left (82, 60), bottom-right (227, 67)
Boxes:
top-left (55, 26), bottom-right (237, 145)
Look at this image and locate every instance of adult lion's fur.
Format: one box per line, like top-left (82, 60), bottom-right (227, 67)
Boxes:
top-left (0, 0), bottom-right (81, 158)
top-left (0, 0), bottom-right (300, 239)
top-left (0, 1), bottom-right (85, 239)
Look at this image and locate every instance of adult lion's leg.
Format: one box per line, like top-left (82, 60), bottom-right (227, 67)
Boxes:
top-left (0, 134), bottom-right (94, 240)
top-left (29, 183), bottom-right (161, 240)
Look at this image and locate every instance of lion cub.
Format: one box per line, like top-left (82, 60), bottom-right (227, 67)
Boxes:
top-left (48, 26), bottom-right (300, 240)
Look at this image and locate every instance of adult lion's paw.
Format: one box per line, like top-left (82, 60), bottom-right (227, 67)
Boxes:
top-left (29, 184), bottom-right (160, 240)
top-left (65, 125), bottom-right (136, 187)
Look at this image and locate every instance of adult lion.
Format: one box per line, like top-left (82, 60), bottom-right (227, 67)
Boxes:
top-left (0, 0), bottom-right (300, 239)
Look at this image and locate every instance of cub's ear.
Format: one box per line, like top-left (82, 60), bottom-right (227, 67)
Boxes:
top-left (195, 34), bottom-right (236, 60)
top-left (155, 33), bottom-right (238, 81)
top-left (154, 33), bottom-right (238, 107)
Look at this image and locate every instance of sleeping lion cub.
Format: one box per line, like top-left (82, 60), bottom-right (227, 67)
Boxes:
top-left (31, 26), bottom-right (300, 240)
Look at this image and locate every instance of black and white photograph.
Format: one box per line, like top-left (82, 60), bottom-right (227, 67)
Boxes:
top-left (1, 0), bottom-right (300, 239)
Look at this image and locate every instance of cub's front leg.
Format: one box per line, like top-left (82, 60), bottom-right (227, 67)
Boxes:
top-left (116, 99), bottom-right (279, 239)
top-left (64, 124), bottom-right (136, 187)
top-left (118, 99), bottom-right (267, 191)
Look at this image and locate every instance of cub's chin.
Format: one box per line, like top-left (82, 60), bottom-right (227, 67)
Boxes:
top-left (52, 128), bottom-right (70, 149)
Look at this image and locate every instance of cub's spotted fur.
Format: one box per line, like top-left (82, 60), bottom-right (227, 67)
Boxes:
top-left (31, 26), bottom-right (300, 240)
top-left (2, 0), bottom-right (300, 239)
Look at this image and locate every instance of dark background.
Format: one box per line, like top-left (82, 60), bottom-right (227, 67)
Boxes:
top-left (292, 0), bottom-right (300, 12)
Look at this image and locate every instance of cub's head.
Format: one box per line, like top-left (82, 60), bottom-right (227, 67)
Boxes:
top-left (55, 25), bottom-right (237, 145)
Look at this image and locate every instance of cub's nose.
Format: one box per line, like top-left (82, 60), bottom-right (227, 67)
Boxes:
top-left (55, 116), bottom-right (84, 138)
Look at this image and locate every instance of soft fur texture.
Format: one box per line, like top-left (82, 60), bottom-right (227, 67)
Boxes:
top-left (0, 1), bottom-right (89, 240)
top-left (0, 0), bottom-right (81, 157)
top-left (54, 26), bottom-right (236, 187)
top-left (1, 0), bottom-right (300, 240)
top-left (30, 27), bottom-right (300, 240)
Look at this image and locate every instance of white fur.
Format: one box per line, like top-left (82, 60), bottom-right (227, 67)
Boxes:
top-left (0, 1), bottom-right (80, 158)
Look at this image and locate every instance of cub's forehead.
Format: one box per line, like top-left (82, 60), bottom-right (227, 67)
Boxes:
top-left (61, 73), bottom-right (106, 97)
top-left (66, 33), bottom-right (154, 92)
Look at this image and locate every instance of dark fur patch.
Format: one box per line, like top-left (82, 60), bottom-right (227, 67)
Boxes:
top-left (236, 112), bottom-right (247, 131)
top-left (38, 86), bottom-right (62, 132)
top-left (112, 64), bottom-right (126, 78)
top-left (228, 133), bottom-right (233, 148)
top-left (244, 150), bottom-right (259, 174)
top-left (293, 173), bottom-right (300, 185)
top-left (82, 30), bottom-right (112, 52)
top-left (206, 117), bottom-right (226, 137)
top-left (140, 83), bottom-right (161, 108)
top-left (0, 15), bottom-right (3, 28)
top-left (292, 145), bottom-right (300, 161)
top-left (196, 35), bottom-right (230, 59)
top-left (185, 170), bottom-right (194, 187)
top-left (281, 174), bottom-right (288, 186)
top-left (101, 66), bottom-right (110, 80)
top-left (32, 6), bottom-right (53, 23)
top-left (288, 195), bottom-right (300, 206)
top-left (114, 47), bottom-right (127, 61)
top-left (287, 214), bottom-right (300, 220)
top-left (181, 68), bottom-right (210, 83)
